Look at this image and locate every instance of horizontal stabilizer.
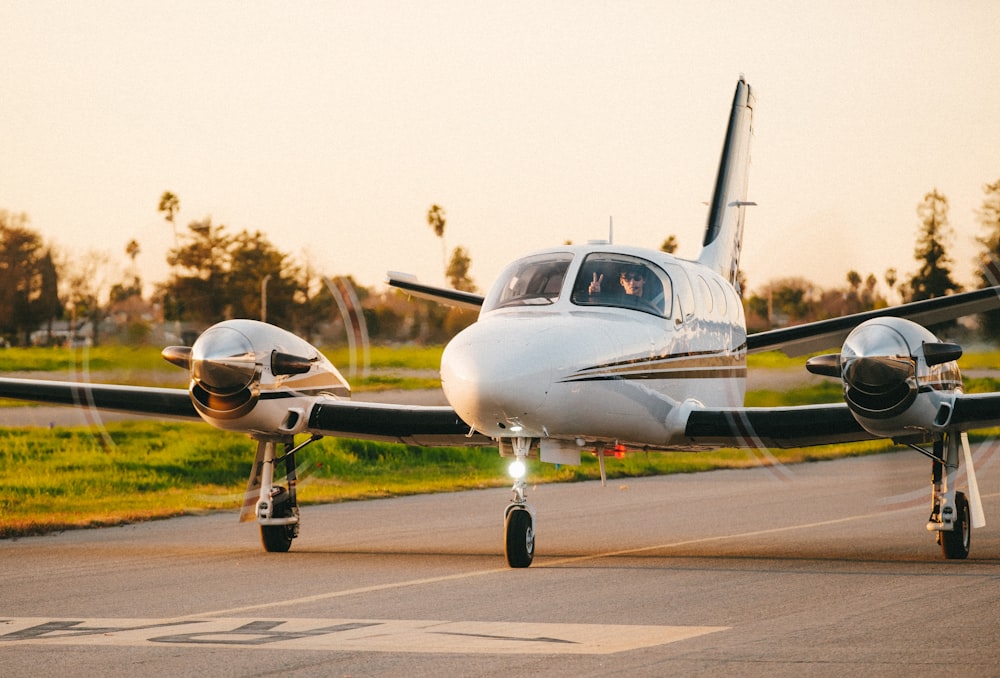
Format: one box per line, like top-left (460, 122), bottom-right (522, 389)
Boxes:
top-left (386, 272), bottom-right (484, 310)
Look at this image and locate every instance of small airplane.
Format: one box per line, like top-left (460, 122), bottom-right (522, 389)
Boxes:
top-left (3, 77), bottom-right (999, 566)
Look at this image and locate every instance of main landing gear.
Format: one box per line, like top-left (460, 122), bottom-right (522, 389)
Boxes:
top-left (504, 437), bottom-right (536, 568)
top-left (917, 431), bottom-right (983, 559)
top-left (245, 434), bottom-right (322, 553)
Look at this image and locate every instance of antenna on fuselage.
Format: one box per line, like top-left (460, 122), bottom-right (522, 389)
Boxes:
top-left (608, 216), bottom-right (614, 244)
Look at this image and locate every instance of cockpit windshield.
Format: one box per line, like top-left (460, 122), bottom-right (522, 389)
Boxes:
top-left (571, 253), bottom-right (672, 317)
top-left (482, 253), bottom-right (572, 311)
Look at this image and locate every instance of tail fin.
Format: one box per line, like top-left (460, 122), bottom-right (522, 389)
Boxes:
top-left (697, 77), bottom-right (755, 291)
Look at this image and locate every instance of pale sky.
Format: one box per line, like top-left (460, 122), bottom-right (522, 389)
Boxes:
top-left (2, 1), bottom-right (998, 300)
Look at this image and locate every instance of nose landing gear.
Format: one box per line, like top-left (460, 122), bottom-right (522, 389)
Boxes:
top-left (243, 434), bottom-right (323, 553)
top-left (504, 437), bottom-right (536, 568)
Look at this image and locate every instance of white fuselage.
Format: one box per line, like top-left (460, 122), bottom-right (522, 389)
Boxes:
top-left (440, 244), bottom-right (747, 449)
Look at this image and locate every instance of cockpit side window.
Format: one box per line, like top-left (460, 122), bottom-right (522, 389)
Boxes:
top-left (482, 253), bottom-right (573, 311)
top-left (571, 253), bottom-right (672, 317)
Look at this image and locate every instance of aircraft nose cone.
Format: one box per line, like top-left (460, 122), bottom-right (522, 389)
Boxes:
top-left (191, 326), bottom-right (258, 395)
top-left (441, 318), bottom-right (558, 434)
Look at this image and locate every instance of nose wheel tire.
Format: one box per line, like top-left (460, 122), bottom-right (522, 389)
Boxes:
top-left (940, 491), bottom-right (971, 560)
top-left (260, 487), bottom-right (296, 553)
top-left (505, 508), bottom-right (535, 568)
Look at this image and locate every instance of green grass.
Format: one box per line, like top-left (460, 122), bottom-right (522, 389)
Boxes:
top-left (744, 381), bottom-right (844, 407)
top-left (0, 420), bottom-right (904, 538)
top-left (0, 345), bottom-right (167, 372)
top-left (323, 344), bottom-right (444, 371)
top-left (954, 349), bottom-right (1000, 370)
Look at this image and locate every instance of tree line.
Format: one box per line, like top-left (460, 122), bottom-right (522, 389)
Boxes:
top-left (742, 184), bottom-right (1000, 334)
top-left (1, 180), bottom-right (999, 347)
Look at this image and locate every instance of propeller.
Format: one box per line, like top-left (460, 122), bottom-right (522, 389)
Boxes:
top-left (805, 332), bottom-right (962, 421)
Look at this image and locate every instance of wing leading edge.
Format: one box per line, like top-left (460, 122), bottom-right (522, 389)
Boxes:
top-left (0, 378), bottom-right (198, 419)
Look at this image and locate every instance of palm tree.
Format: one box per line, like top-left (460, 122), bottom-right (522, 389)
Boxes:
top-left (158, 191), bottom-right (180, 249)
top-left (426, 204), bottom-right (447, 278)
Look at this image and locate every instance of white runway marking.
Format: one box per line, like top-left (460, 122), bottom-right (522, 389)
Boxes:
top-left (0, 618), bottom-right (727, 655)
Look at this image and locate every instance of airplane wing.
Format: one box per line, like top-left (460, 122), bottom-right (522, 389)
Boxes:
top-left (683, 403), bottom-right (875, 448)
top-left (747, 285), bottom-right (1000, 356)
top-left (386, 272), bottom-right (485, 310)
top-left (0, 376), bottom-right (491, 447)
top-left (0, 378), bottom-right (199, 419)
top-left (683, 390), bottom-right (1000, 449)
top-left (307, 399), bottom-right (493, 446)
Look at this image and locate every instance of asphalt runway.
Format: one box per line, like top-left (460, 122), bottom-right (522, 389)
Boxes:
top-left (3, 449), bottom-right (1000, 676)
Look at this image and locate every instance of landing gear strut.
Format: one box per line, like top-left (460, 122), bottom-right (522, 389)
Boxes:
top-left (924, 432), bottom-right (975, 559)
top-left (243, 434), bottom-right (322, 553)
top-left (503, 437), bottom-right (536, 568)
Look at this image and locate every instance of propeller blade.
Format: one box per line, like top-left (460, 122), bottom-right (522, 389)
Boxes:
top-left (923, 342), bottom-right (963, 366)
top-left (805, 353), bottom-right (841, 377)
top-left (961, 432), bottom-right (986, 529)
top-left (162, 345), bottom-right (192, 370)
top-left (271, 351), bottom-right (314, 376)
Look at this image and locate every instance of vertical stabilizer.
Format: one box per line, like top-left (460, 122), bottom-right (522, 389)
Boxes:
top-left (697, 77), bottom-right (755, 290)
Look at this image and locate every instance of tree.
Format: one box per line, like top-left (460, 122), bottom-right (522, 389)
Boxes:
top-left (907, 189), bottom-right (961, 302)
top-left (446, 245), bottom-right (476, 292)
top-left (162, 218), bottom-right (233, 322)
top-left (158, 191), bottom-right (180, 247)
top-left (159, 218), bottom-right (307, 328)
top-left (746, 277), bottom-right (820, 328)
top-left (34, 250), bottom-right (62, 344)
top-left (660, 235), bottom-right (679, 254)
top-left (110, 239), bottom-right (143, 303)
top-left (0, 211), bottom-right (61, 345)
top-left (228, 229), bottom-right (300, 327)
top-left (64, 250), bottom-right (113, 346)
top-left (426, 204), bottom-right (447, 277)
top-left (974, 179), bottom-right (1000, 337)
top-left (884, 268), bottom-right (898, 303)
top-left (126, 238), bottom-right (141, 264)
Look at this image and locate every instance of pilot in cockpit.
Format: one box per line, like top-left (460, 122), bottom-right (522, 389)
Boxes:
top-left (587, 265), bottom-right (645, 300)
top-left (585, 263), bottom-right (663, 313)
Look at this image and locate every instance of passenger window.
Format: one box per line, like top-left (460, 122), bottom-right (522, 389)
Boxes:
top-left (664, 264), bottom-right (694, 322)
top-left (572, 253), bottom-right (672, 317)
top-left (712, 279), bottom-right (728, 315)
top-left (697, 276), bottom-right (713, 314)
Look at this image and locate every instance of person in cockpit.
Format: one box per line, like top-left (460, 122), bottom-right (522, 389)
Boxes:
top-left (587, 265), bottom-right (645, 300)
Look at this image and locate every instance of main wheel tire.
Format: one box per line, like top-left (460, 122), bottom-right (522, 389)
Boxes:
top-left (504, 509), bottom-right (535, 568)
top-left (940, 491), bottom-right (970, 560)
top-left (260, 487), bottom-right (295, 553)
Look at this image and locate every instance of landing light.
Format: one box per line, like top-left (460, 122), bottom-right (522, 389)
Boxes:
top-left (508, 460), bottom-right (526, 479)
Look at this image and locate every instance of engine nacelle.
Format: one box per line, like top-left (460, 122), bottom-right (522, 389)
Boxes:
top-left (806, 317), bottom-right (963, 439)
top-left (162, 319), bottom-right (350, 435)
